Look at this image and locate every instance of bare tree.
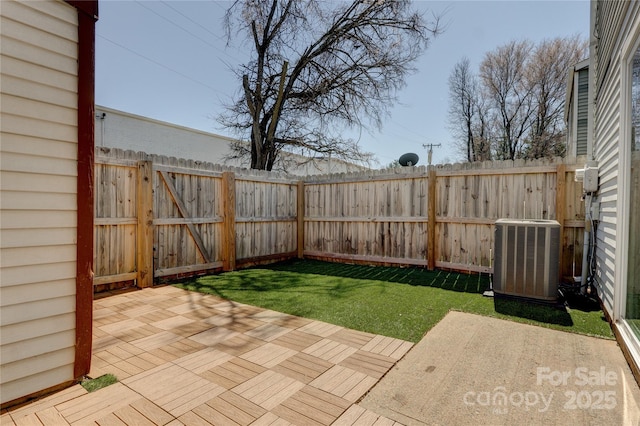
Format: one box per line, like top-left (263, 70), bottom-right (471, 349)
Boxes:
top-left (480, 40), bottom-right (535, 160)
top-left (450, 36), bottom-right (587, 162)
top-left (386, 159), bottom-right (401, 169)
top-left (447, 57), bottom-right (491, 162)
top-left (220, 0), bottom-right (441, 170)
top-left (448, 58), bottom-right (476, 161)
top-left (526, 35), bottom-right (587, 158)
top-left (473, 93), bottom-right (492, 161)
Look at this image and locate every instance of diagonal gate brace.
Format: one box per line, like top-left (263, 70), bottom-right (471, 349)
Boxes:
top-left (159, 170), bottom-right (213, 264)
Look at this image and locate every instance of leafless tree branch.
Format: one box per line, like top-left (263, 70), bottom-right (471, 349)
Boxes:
top-left (220, 0), bottom-right (441, 170)
top-left (448, 36), bottom-right (587, 162)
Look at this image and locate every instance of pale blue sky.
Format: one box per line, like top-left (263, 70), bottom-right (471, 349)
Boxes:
top-left (96, 0), bottom-right (590, 167)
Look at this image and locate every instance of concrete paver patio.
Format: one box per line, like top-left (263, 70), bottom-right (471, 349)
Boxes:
top-left (4, 285), bottom-right (640, 425)
top-left (2, 285), bottom-right (412, 425)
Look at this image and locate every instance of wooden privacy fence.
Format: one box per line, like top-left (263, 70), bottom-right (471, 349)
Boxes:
top-left (303, 170), bottom-right (429, 266)
top-left (303, 159), bottom-right (586, 276)
top-left (94, 149), bottom-right (299, 289)
top-left (94, 148), bottom-right (587, 289)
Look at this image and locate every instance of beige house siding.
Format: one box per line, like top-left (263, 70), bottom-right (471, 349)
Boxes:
top-left (0, 0), bottom-right (79, 405)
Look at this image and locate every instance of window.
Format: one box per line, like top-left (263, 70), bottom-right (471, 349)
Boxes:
top-left (633, 51), bottom-right (640, 150)
top-left (625, 46), bottom-right (640, 337)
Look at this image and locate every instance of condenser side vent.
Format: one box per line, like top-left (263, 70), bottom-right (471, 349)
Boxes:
top-left (494, 219), bottom-right (560, 301)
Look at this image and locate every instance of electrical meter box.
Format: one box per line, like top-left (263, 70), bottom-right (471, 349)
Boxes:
top-left (583, 164), bottom-right (599, 192)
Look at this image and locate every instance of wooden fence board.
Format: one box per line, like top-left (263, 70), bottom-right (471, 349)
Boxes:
top-left (137, 161), bottom-right (153, 287)
top-left (94, 159), bottom-right (138, 286)
top-left (297, 181), bottom-right (305, 258)
top-left (235, 178), bottom-right (297, 261)
top-left (219, 172), bottom-right (237, 271)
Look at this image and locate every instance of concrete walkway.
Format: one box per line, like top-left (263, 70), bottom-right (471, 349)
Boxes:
top-left (360, 311), bottom-right (640, 425)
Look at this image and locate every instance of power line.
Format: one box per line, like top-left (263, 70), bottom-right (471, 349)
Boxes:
top-left (207, 0), bottom-right (228, 13)
top-left (133, 1), bottom-right (215, 48)
top-left (391, 118), bottom-right (425, 139)
top-left (133, 0), bottom-right (242, 65)
top-left (98, 34), bottom-right (228, 96)
top-left (160, 1), bottom-right (225, 41)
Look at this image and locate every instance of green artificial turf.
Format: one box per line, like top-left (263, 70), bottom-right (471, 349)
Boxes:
top-left (175, 259), bottom-right (613, 343)
top-left (80, 374), bottom-right (118, 393)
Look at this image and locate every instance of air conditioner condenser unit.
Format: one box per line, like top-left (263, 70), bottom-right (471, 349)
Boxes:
top-left (493, 219), bottom-right (560, 301)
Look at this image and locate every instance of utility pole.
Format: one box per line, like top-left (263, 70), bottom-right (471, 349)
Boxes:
top-left (422, 143), bottom-right (441, 166)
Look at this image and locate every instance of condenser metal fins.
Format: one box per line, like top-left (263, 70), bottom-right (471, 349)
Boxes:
top-left (494, 219), bottom-right (561, 301)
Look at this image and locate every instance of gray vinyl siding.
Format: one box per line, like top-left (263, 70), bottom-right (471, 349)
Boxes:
top-left (593, 57), bottom-right (621, 315)
top-left (576, 69), bottom-right (589, 156)
top-left (592, 1), bottom-right (640, 317)
top-left (0, 0), bottom-right (79, 405)
top-left (594, 0), bottom-right (630, 99)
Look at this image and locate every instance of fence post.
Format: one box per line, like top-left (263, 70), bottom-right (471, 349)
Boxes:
top-left (556, 163), bottom-right (566, 280)
top-left (297, 180), bottom-right (305, 259)
top-left (427, 166), bottom-right (437, 270)
top-left (137, 160), bottom-right (154, 288)
top-left (222, 171), bottom-right (236, 271)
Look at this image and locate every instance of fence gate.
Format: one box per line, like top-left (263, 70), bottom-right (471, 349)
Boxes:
top-left (151, 164), bottom-right (225, 280)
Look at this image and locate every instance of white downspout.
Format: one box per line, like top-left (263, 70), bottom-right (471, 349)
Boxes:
top-left (581, 194), bottom-right (592, 294)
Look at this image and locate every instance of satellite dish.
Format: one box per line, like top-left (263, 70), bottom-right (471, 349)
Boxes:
top-left (399, 152), bottom-right (419, 167)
